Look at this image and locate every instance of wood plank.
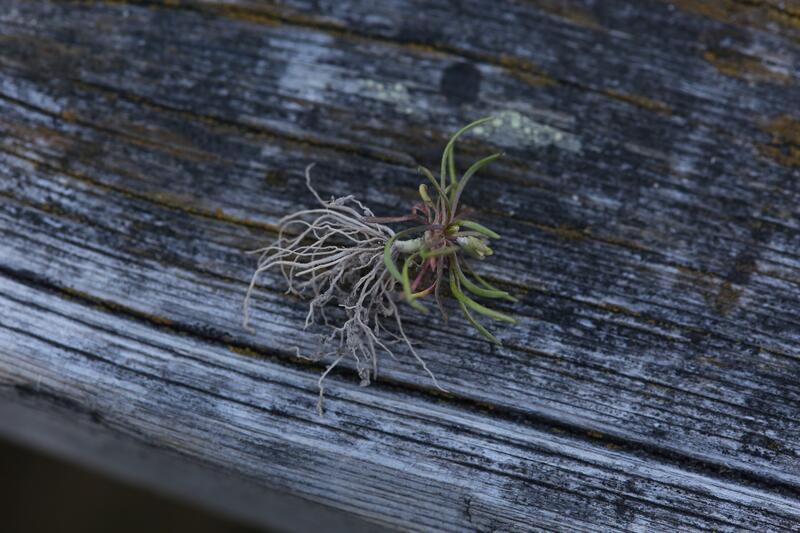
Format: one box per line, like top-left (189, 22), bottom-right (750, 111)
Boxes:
top-left (0, 397), bottom-right (387, 533)
top-left (0, 0), bottom-right (799, 529)
top-left (2, 274), bottom-right (800, 531)
top-left (3, 119), bottom-right (800, 490)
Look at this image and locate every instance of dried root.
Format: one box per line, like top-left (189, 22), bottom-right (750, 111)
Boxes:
top-left (244, 164), bottom-right (443, 414)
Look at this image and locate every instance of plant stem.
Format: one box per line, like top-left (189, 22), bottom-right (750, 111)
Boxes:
top-left (395, 237), bottom-right (423, 254)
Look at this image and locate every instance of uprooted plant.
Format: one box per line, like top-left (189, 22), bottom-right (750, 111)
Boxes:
top-left (243, 117), bottom-right (517, 413)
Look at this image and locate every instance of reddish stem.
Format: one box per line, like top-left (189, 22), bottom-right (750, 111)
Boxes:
top-left (414, 279), bottom-right (437, 297)
top-left (410, 259), bottom-right (431, 291)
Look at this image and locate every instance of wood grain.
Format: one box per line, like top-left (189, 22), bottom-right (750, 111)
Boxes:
top-left (0, 0), bottom-right (799, 530)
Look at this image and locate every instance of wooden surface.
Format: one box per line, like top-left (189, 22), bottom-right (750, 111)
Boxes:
top-left (1, 0), bottom-right (800, 530)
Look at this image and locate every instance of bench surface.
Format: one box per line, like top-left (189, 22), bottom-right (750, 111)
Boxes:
top-left (1, 1), bottom-right (800, 531)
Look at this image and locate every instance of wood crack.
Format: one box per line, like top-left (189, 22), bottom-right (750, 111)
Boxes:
top-left (1, 262), bottom-right (799, 501)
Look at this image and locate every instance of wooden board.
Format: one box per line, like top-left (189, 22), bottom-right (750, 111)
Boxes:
top-left (0, 0), bottom-right (799, 530)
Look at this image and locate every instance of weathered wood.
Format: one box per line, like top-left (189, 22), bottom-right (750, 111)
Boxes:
top-left (0, 396), bottom-right (387, 533)
top-left (4, 275), bottom-right (800, 531)
top-left (1, 0), bottom-right (799, 530)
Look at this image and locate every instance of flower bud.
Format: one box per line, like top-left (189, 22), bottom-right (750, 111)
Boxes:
top-left (418, 184), bottom-right (433, 205)
top-left (456, 236), bottom-right (493, 259)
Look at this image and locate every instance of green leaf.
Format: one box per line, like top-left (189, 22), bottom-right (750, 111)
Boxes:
top-left (402, 252), bottom-right (428, 313)
top-left (440, 117), bottom-right (495, 190)
top-left (449, 259), bottom-right (517, 323)
top-left (448, 148), bottom-right (457, 189)
top-left (449, 270), bottom-right (501, 345)
top-left (459, 300), bottom-right (501, 345)
top-left (420, 245), bottom-right (459, 259)
top-left (450, 152), bottom-right (503, 211)
top-left (462, 260), bottom-right (518, 302)
top-left (383, 226), bottom-right (428, 282)
top-left (419, 166), bottom-right (446, 199)
top-left (453, 259), bottom-right (515, 301)
top-left (458, 220), bottom-right (501, 240)
top-left (419, 166), bottom-right (450, 220)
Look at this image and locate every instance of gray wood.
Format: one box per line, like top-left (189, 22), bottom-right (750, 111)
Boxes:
top-left (0, 0), bottom-right (799, 530)
top-left (0, 395), bottom-right (390, 533)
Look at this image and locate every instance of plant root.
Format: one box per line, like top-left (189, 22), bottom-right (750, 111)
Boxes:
top-left (244, 164), bottom-right (445, 414)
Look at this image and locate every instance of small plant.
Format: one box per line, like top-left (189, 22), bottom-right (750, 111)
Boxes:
top-left (244, 117), bottom-right (516, 413)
